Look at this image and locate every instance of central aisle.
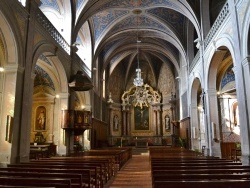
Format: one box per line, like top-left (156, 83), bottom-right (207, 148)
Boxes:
top-left (105, 151), bottom-right (152, 188)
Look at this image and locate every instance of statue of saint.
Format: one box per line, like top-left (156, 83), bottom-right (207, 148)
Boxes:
top-left (113, 115), bottom-right (119, 131)
top-left (36, 107), bottom-right (46, 130)
top-left (165, 115), bottom-right (170, 130)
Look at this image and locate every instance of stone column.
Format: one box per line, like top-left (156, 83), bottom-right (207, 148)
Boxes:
top-left (229, 0), bottom-right (250, 165)
top-left (122, 110), bottom-right (127, 136)
top-left (11, 0), bottom-right (42, 163)
top-left (190, 102), bottom-right (199, 150)
top-left (206, 89), bottom-right (221, 157)
top-left (109, 106), bottom-right (113, 136)
top-left (127, 110), bottom-right (131, 136)
top-left (153, 108), bottom-right (157, 135)
top-left (8, 66), bottom-right (24, 163)
top-left (241, 57), bottom-right (250, 164)
top-left (200, 0), bottom-right (211, 37)
top-left (56, 92), bottom-right (68, 155)
top-left (156, 108), bottom-right (161, 136)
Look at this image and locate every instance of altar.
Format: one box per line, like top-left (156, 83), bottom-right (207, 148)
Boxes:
top-left (30, 144), bottom-right (57, 159)
top-left (135, 138), bottom-right (148, 148)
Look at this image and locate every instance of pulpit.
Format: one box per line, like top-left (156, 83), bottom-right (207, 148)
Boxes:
top-left (61, 110), bottom-right (92, 155)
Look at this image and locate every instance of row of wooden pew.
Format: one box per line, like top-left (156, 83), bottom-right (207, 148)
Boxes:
top-left (0, 147), bottom-right (132, 188)
top-left (149, 147), bottom-right (250, 188)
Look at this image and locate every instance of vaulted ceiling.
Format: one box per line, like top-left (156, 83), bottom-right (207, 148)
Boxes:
top-left (40, 0), bottom-right (226, 90)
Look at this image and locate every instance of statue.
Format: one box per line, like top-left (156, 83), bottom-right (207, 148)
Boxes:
top-left (165, 115), bottom-right (170, 130)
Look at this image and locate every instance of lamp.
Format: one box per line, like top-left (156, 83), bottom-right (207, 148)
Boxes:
top-left (133, 8), bottom-right (143, 87)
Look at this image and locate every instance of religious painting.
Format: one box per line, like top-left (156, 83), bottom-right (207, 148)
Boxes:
top-left (5, 115), bottom-right (14, 143)
top-left (61, 110), bottom-right (75, 128)
top-left (113, 115), bottom-right (119, 131)
top-left (35, 106), bottom-right (46, 131)
top-left (75, 110), bottom-right (84, 128)
top-left (83, 111), bottom-right (91, 126)
top-left (134, 107), bottom-right (149, 130)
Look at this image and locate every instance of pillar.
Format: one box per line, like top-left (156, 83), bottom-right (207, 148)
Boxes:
top-left (229, 0), bottom-right (250, 165)
top-left (127, 110), bottom-right (131, 136)
top-left (156, 108), bottom-right (161, 136)
top-left (122, 110), bottom-right (127, 136)
top-left (206, 89), bottom-right (221, 157)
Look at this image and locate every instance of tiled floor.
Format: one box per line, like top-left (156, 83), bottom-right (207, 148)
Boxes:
top-left (105, 151), bottom-right (152, 188)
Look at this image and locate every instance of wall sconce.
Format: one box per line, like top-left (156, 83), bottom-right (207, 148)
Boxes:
top-left (54, 94), bottom-right (60, 104)
top-left (0, 67), bottom-right (4, 72)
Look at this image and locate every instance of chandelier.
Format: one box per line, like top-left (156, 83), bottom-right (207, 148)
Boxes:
top-left (122, 84), bottom-right (161, 109)
top-left (121, 6), bottom-right (161, 109)
top-left (133, 8), bottom-right (143, 87)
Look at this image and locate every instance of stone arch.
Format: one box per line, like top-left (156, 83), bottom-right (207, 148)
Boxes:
top-left (0, 9), bottom-right (21, 163)
top-left (0, 11), bottom-right (18, 66)
top-left (206, 36), bottom-right (236, 157)
top-left (31, 43), bottom-right (69, 154)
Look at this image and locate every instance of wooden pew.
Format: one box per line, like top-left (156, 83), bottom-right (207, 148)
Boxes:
top-left (0, 171), bottom-right (82, 188)
top-left (0, 177), bottom-right (71, 188)
top-left (7, 164), bottom-right (99, 188)
top-left (36, 157), bottom-right (115, 181)
top-left (152, 168), bottom-right (250, 174)
top-left (0, 167), bottom-right (92, 188)
top-left (150, 147), bottom-right (250, 188)
top-left (152, 173), bottom-right (250, 182)
top-left (26, 161), bottom-right (106, 187)
top-left (78, 148), bottom-right (132, 170)
top-left (2, 148), bottom-right (132, 188)
top-left (151, 165), bottom-right (250, 170)
top-left (0, 186), bottom-right (55, 188)
top-left (151, 162), bottom-right (242, 166)
top-left (153, 179), bottom-right (250, 188)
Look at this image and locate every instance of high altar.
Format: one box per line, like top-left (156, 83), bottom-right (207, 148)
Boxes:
top-left (108, 84), bottom-right (178, 147)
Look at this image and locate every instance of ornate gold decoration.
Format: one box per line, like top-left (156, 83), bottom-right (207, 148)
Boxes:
top-left (121, 84), bottom-right (161, 109)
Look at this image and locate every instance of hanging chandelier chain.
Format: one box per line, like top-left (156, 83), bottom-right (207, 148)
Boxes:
top-left (136, 11), bottom-right (140, 69)
top-left (133, 2), bottom-right (143, 87)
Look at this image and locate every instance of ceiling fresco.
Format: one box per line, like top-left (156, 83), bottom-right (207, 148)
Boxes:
top-left (34, 65), bottom-right (55, 91)
top-left (147, 8), bottom-right (186, 39)
top-left (39, 0), bottom-right (226, 88)
top-left (92, 9), bottom-right (129, 40)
